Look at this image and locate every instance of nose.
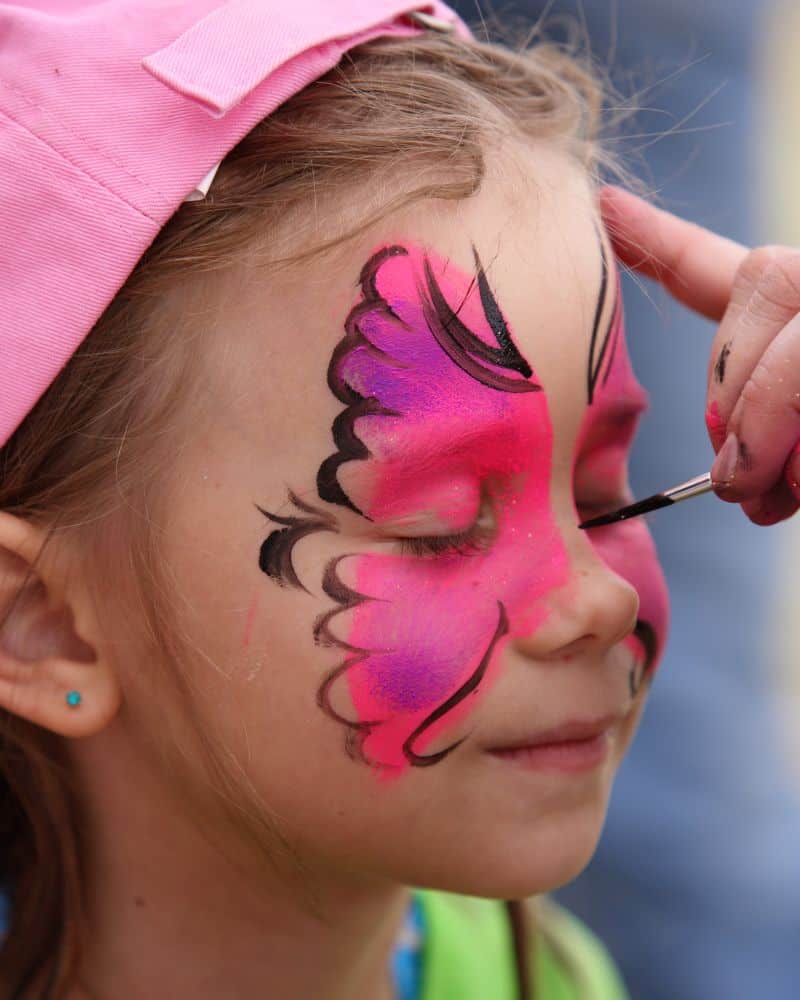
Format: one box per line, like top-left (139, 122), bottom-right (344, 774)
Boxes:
top-left (511, 540), bottom-right (639, 661)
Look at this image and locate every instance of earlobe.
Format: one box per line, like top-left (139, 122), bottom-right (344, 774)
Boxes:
top-left (0, 511), bottom-right (121, 738)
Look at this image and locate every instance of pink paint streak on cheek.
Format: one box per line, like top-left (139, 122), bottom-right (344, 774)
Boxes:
top-left (242, 591), bottom-right (260, 648)
top-left (328, 246), bottom-right (570, 773)
top-left (577, 296), bottom-right (670, 669)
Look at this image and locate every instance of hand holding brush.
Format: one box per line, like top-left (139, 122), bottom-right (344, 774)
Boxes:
top-left (581, 187), bottom-right (800, 530)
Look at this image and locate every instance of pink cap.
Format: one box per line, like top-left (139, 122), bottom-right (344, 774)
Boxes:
top-left (0, 1), bottom-right (467, 448)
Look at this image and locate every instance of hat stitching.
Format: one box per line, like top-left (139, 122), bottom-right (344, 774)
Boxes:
top-left (0, 72), bottom-right (170, 219)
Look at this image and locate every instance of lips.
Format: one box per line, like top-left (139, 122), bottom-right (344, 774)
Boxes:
top-left (485, 713), bottom-right (621, 754)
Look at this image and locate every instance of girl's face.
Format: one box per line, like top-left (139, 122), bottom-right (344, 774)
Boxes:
top-left (153, 145), bottom-right (668, 897)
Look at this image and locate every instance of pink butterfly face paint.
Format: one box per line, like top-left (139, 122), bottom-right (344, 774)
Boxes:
top-left (260, 244), bottom-right (570, 773)
top-left (314, 245), bottom-right (570, 772)
top-left (258, 240), bottom-right (669, 776)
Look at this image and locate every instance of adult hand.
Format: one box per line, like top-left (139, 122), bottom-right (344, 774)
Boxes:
top-left (600, 185), bottom-right (800, 525)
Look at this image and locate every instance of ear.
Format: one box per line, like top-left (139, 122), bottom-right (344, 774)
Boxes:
top-left (0, 511), bottom-right (121, 738)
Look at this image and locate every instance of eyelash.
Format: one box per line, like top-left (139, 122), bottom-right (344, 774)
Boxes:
top-left (397, 496), bottom-right (496, 559)
top-left (394, 483), bottom-right (630, 559)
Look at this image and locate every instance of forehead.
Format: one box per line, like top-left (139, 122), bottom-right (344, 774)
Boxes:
top-left (201, 144), bottom-right (606, 470)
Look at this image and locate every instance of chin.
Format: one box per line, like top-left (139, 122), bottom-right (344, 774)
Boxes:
top-left (469, 828), bottom-right (601, 900)
top-left (399, 800), bottom-right (608, 901)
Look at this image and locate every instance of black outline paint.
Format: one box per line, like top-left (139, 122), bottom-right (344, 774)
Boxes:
top-left (318, 244), bottom-right (540, 521)
top-left (257, 491), bottom-right (338, 594)
top-left (313, 555), bottom-right (388, 764)
top-left (316, 246), bottom-right (407, 516)
top-left (587, 240), bottom-right (624, 405)
top-left (402, 601), bottom-right (509, 766)
top-left (417, 249), bottom-right (541, 393)
top-left (586, 238), bottom-right (609, 403)
top-left (629, 619), bottom-right (657, 698)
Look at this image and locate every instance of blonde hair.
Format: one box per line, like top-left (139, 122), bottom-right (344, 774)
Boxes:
top-left (0, 29), bottom-right (612, 997)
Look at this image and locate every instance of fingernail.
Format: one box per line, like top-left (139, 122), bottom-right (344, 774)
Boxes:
top-left (712, 431), bottom-right (739, 486)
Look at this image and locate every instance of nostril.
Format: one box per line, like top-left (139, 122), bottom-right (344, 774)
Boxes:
top-left (542, 636), bottom-right (595, 663)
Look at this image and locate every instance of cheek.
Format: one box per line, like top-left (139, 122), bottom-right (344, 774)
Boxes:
top-left (353, 558), bottom-right (498, 712)
top-left (588, 523), bottom-right (670, 670)
top-left (327, 425), bottom-right (570, 777)
top-left (344, 555), bottom-right (507, 771)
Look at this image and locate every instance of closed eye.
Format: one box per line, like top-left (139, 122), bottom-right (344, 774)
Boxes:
top-left (397, 492), bottom-right (497, 559)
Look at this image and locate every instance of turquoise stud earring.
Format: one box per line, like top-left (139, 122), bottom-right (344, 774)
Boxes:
top-left (66, 690), bottom-right (82, 708)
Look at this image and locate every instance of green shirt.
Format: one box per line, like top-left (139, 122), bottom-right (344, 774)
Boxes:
top-left (414, 890), bottom-right (628, 1000)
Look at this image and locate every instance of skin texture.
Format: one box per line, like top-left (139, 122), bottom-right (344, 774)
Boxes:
top-left (600, 184), bottom-right (800, 525)
top-left (0, 149), bottom-right (669, 1000)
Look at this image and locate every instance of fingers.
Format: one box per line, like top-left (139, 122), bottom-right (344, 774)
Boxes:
top-left (706, 246), bottom-right (800, 432)
top-left (709, 307), bottom-right (800, 520)
top-left (708, 248), bottom-right (800, 518)
top-left (601, 185), bottom-right (800, 527)
top-left (599, 186), bottom-right (747, 321)
top-left (740, 477), bottom-right (798, 527)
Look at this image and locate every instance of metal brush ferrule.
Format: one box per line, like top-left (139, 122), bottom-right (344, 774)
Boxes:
top-left (665, 472), bottom-right (713, 503)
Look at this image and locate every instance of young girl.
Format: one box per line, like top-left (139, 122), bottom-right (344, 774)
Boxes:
top-left (0, 2), bottom-right (674, 997)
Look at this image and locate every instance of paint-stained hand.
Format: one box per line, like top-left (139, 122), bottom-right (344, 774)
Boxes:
top-left (600, 184), bottom-right (800, 525)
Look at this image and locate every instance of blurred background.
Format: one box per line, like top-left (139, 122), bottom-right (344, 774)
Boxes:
top-left (763, 1), bottom-right (800, 767)
top-left (448, 1), bottom-right (800, 997)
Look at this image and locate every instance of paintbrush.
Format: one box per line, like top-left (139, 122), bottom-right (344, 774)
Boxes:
top-left (579, 472), bottom-right (714, 529)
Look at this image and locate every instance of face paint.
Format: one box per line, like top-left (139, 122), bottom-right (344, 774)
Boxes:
top-left (586, 233), bottom-right (615, 405)
top-left (257, 239), bottom-right (670, 777)
top-left (258, 490), bottom-right (338, 593)
top-left (315, 244), bottom-right (569, 774)
top-left (574, 273), bottom-right (670, 676)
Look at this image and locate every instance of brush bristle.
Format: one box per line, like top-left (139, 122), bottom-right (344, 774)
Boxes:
top-left (579, 493), bottom-right (674, 529)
